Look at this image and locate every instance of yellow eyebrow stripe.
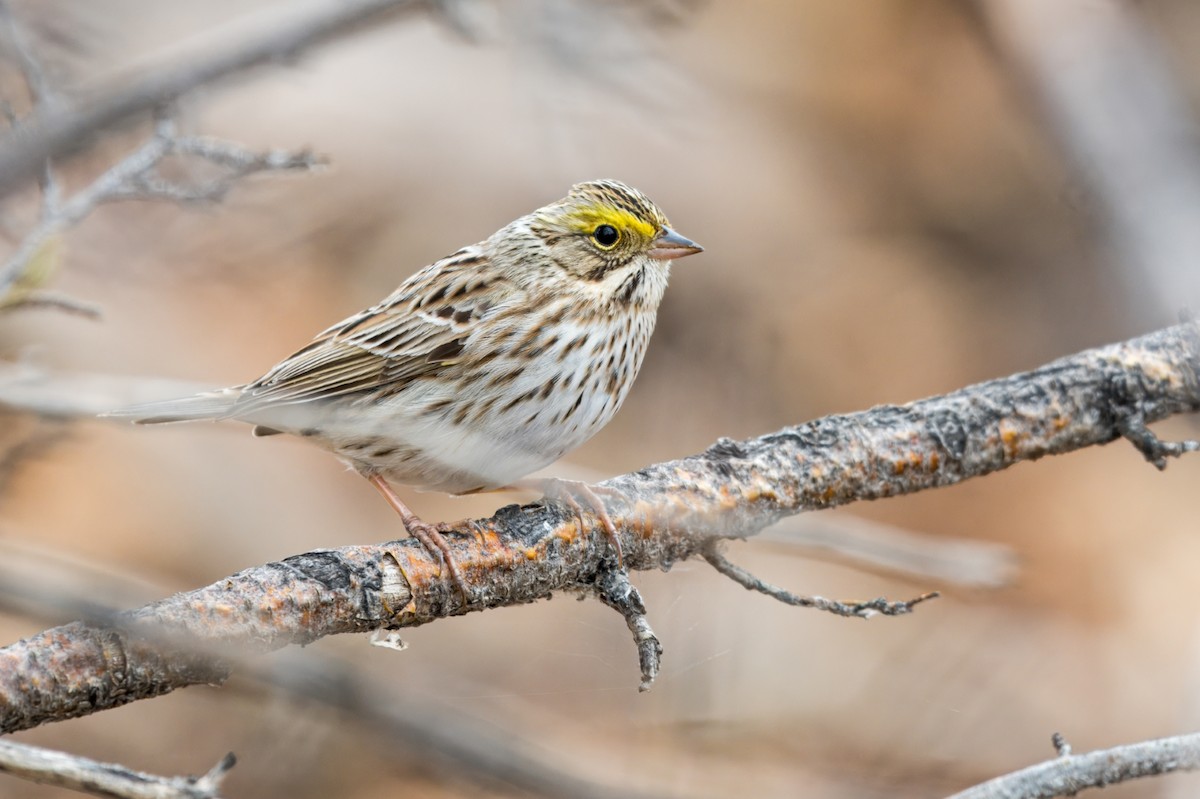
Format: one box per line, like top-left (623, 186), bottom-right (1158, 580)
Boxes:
top-left (566, 205), bottom-right (657, 240)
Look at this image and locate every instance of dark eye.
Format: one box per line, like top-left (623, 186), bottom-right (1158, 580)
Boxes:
top-left (592, 224), bottom-right (620, 248)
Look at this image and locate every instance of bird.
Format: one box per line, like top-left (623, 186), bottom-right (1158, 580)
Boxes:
top-left (108, 179), bottom-right (703, 597)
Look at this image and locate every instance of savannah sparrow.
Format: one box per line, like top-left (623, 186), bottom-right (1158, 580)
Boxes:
top-left (111, 179), bottom-right (702, 595)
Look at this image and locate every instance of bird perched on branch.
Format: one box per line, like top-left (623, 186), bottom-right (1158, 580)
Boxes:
top-left (109, 179), bottom-right (703, 597)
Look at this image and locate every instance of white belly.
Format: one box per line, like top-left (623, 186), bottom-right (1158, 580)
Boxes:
top-left (260, 311), bottom-right (657, 494)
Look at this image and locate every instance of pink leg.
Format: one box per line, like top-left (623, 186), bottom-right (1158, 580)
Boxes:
top-left (366, 474), bottom-right (469, 599)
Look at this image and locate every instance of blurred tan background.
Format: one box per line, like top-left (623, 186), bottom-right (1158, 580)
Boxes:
top-left (3, 1), bottom-right (1200, 796)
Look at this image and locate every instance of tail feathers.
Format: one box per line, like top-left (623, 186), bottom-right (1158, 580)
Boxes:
top-left (103, 388), bottom-right (242, 425)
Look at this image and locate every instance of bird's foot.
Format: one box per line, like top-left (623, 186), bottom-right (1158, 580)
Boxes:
top-left (403, 517), bottom-right (472, 601)
top-left (529, 478), bottom-right (626, 567)
top-left (365, 474), bottom-right (471, 603)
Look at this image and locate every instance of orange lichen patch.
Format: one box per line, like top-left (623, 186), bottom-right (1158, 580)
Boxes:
top-left (393, 546), bottom-right (447, 586)
top-left (892, 451), bottom-right (924, 475)
top-left (999, 421), bottom-right (1022, 459)
top-left (745, 479), bottom-right (781, 503)
top-left (624, 508), bottom-right (648, 538)
top-left (929, 451), bottom-right (940, 469)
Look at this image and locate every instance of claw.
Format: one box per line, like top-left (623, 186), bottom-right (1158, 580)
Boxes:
top-left (538, 478), bottom-right (625, 567)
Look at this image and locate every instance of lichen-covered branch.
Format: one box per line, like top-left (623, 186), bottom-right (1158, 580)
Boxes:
top-left (0, 544), bottom-right (659, 799)
top-left (948, 731), bottom-right (1200, 798)
top-left (1, 323), bottom-right (1199, 732)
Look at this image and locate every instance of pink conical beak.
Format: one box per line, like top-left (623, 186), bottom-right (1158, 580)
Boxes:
top-left (648, 227), bottom-right (703, 260)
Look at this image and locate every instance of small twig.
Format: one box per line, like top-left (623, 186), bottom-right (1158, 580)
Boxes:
top-left (0, 739), bottom-right (234, 799)
top-left (1051, 732), bottom-right (1072, 758)
top-left (948, 731), bottom-right (1200, 798)
top-left (1117, 413), bottom-right (1200, 469)
top-left (0, 117), bottom-right (321, 297)
top-left (0, 1), bottom-right (61, 214)
top-left (0, 11), bottom-right (324, 307)
top-left (0, 2), bottom-right (54, 107)
top-left (702, 543), bottom-right (938, 619)
top-left (0, 290), bottom-right (100, 318)
top-left (591, 566), bottom-right (661, 692)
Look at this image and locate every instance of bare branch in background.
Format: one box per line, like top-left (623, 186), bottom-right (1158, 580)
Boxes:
top-left (947, 731), bottom-right (1200, 798)
top-left (972, 1), bottom-right (1200, 321)
top-left (0, 290), bottom-right (99, 317)
top-left (0, 740), bottom-right (234, 799)
top-left (0, 322), bottom-right (1196, 731)
top-left (0, 0), bottom-right (424, 196)
top-left (759, 514), bottom-right (1019, 590)
top-left (0, 4), bottom-right (326, 315)
top-left (0, 111), bottom-right (322, 303)
top-left (0, 362), bottom-right (212, 419)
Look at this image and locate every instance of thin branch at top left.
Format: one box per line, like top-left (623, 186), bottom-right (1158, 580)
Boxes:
top-left (0, 2), bottom-right (324, 316)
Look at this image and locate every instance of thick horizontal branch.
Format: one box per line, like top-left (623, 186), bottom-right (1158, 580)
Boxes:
top-left (948, 731), bottom-right (1200, 798)
top-left (2, 323), bottom-right (1199, 731)
top-left (0, 540), bottom-right (653, 799)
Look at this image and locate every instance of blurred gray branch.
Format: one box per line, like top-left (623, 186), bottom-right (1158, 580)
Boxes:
top-left (0, 3), bottom-right (325, 312)
top-left (0, 362), bottom-right (214, 418)
top-left (947, 731), bottom-right (1200, 798)
top-left (0, 0), bottom-right (423, 197)
top-left (0, 115), bottom-right (322, 302)
top-left (759, 514), bottom-right (1019, 589)
top-left (0, 740), bottom-right (234, 799)
top-left (974, 0), bottom-right (1200, 322)
top-left (1, 322), bottom-right (1197, 730)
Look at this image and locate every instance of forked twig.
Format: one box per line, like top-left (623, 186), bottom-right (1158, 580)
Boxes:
top-left (702, 543), bottom-right (938, 619)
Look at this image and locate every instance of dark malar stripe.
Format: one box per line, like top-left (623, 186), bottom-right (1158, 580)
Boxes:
top-left (615, 268), bottom-right (644, 304)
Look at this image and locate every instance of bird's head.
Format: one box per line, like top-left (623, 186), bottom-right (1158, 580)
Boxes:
top-left (524, 179), bottom-right (702, 292)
